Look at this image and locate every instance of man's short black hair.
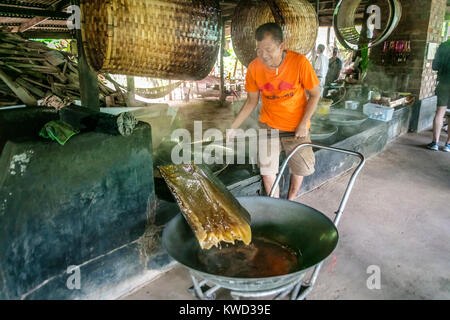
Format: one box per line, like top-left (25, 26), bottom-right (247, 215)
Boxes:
top-left (255, 23), bottom-right (284, 43)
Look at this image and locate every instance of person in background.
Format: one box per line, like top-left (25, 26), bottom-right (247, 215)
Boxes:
top-left (428, 39), bottom-right (450, 152)
top-left (314, 44), bottom-right (329, 97)
top-left (324, 47), bottom-right (343, 97)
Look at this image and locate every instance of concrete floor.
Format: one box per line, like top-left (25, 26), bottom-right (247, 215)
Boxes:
top-left (121, 129), bottom-right (450, 300)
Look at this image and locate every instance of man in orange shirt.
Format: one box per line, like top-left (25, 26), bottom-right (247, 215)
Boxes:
top-left (228, 23), bottom-right (321, 200)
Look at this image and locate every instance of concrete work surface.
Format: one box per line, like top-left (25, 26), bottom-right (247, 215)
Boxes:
top-left (121, 129), bottom-right (450, 300)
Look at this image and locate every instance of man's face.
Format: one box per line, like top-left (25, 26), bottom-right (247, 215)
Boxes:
top-left (256, 35), bottom-right (285, 68)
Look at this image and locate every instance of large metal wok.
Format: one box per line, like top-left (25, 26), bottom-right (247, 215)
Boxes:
top-left (162, 143), bottom-right (365, 300)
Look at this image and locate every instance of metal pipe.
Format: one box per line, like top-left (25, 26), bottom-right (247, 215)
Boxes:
top-left (230, 277), bottom-right (303, 299)
top-left (204, 285), bottom-right (221, 297)
top-left (268, 142), bottom-right (365, 300)
top-left (270, 143), bottom-right (365, 201)
top-left (296, 261), bottom-right (324, 300)
top-left (190, 273), bottom-right (206, 300)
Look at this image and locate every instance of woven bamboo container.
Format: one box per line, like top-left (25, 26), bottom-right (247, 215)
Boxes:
top-left (231, 0), bottom-right (318, 67)
top-left (80, 0), bottom-right (221, 80)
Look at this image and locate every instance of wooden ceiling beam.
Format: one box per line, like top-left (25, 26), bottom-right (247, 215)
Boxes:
top-left (0, 5), bottom-right (69, 19)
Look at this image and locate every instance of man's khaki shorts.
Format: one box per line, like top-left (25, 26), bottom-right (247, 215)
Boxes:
top-left (257, 122), bottom-right (316, 177)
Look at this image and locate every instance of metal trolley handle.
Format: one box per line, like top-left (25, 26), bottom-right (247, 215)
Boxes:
top-left (269, 143), bottom-right (366, 228)
top-left (267, 143), bottom-right (365, 300)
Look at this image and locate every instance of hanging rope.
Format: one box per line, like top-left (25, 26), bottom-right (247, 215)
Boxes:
top-left (103, 74), bottom-right (183, 99)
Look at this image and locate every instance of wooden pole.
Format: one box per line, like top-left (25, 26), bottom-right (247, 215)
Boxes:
top-left (233, 58), bottom-right (238, 78)
top-left (76, 40), bottom-right (100, 110)
top-left (126, 76), bottom-right (135, 107)
top-left (73, 0), bottom-right (99, 111)
top-left (327, 26), bottom-right (331, 48)
top-left (219, 18), bottom-right (226, 105)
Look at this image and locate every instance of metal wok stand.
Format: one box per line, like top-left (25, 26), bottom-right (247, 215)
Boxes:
top-left (188, 143), bottom-right (365, 300)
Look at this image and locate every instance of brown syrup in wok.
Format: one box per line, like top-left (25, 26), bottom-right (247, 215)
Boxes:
top-left (197, 237), bottom-right (301, 278)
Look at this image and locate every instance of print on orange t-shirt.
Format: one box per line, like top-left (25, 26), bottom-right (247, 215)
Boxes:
top-left (245, 50), bottom-right (320, 132)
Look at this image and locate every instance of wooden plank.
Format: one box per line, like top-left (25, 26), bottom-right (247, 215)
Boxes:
top-left (0, 68), bottom-right (37, 106)
top-left (0, 48), bottom-right (42, 56)
top-left (16, 77), bottom-right (46, 97)
top-left (2, 57), bottom-right (47, 62)
top-left (5, 62), bottom-right (59, 73)
top-left (44, 50), bottom-right (66, 66)
top-left (20, 76), bottom-right (52, 90)
top-left (18, 16), bottom-right (50, 33)
top-left (2, 64), bottom-right (23, 74)
top-left (0, 43), bottom-right (15, 49)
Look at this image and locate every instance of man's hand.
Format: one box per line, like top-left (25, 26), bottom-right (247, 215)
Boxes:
top-left (295, 122), bottom-right (308, 139)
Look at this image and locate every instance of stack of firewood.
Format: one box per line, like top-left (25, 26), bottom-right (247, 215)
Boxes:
top-left (0, 29), bottom-right (125, 108)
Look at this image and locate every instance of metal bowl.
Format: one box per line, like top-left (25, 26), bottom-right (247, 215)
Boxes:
top-left (310, 123), bottom-right (338, 141)
top-left (325, 109), bottom-right (368, 127)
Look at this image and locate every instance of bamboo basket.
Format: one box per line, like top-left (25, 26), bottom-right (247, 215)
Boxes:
top-left (80, 0), bottom-right (221, 80)
top-left (231, 0), bottom-right (318, 67)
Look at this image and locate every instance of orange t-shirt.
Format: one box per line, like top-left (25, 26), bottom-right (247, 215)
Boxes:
top-left (245, 50), bottom-right (320, 132)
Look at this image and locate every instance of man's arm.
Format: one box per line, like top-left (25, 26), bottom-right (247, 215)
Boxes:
top-left (227, 91), bottom-right (260, 140)
top-left (231, 91), bottom-right (260, 129)
top-left (295, 85), bottom-right (321, 139)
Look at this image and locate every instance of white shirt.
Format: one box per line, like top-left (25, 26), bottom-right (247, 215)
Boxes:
top-left (314, 53), bottom-right (329, 80)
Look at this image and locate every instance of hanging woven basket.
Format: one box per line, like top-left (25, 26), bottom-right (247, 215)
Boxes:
top-left (80, 0), bottom-right (221, 80)
top-left (231, 0), bottom-right (318, 67)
